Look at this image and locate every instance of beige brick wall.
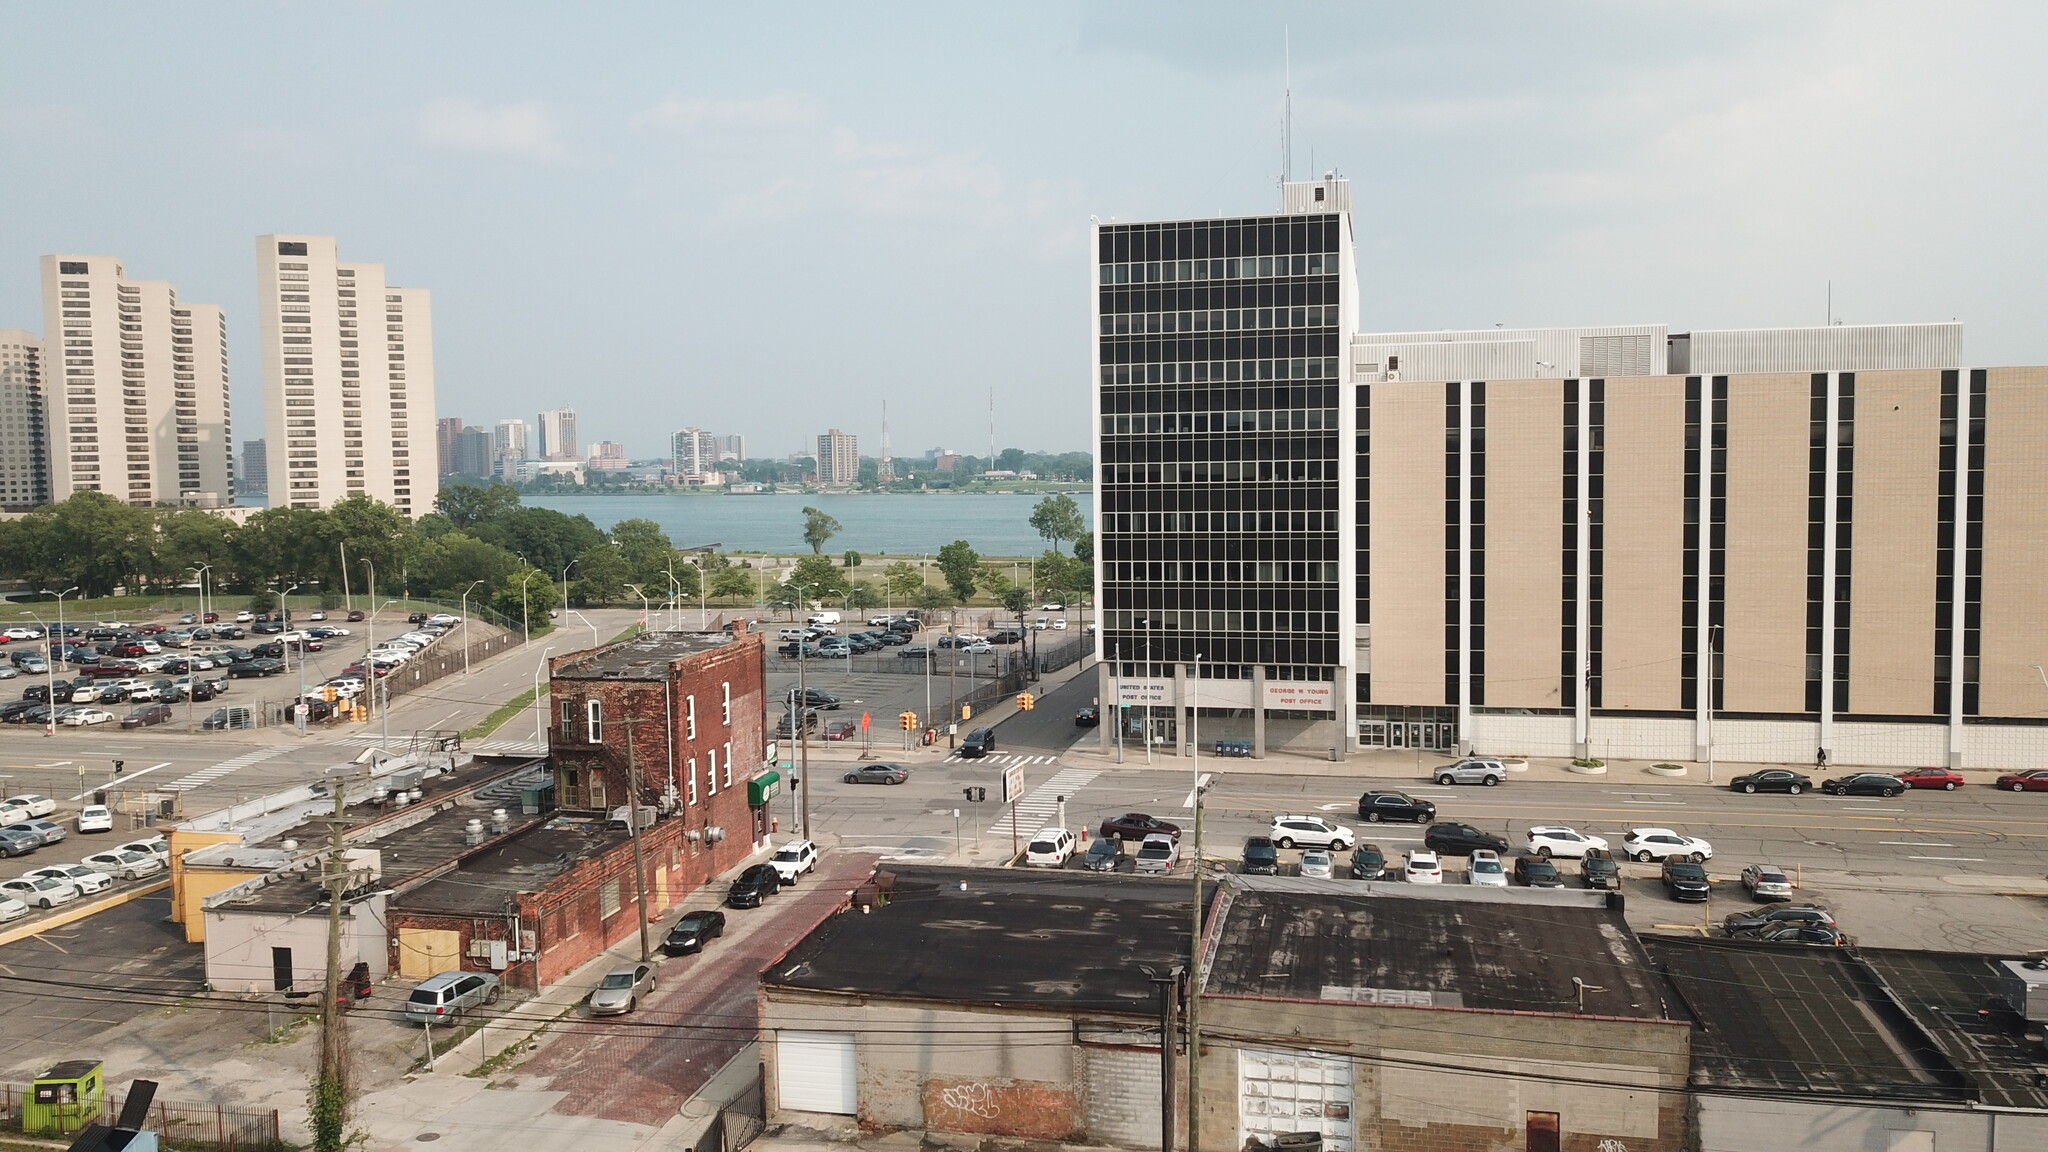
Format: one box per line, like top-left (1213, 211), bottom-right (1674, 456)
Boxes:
top-left (1977, 366), bottom-right (2048, 719)
top-left (1846, 370), bottom-right (1941, 716)
top-left (1481, 381), bottom-right (1564, 709)
top-left (1602, 378), bottom-right (1687, 711)
top-left (1721, 374), bottom-right (1811, 713)
top-left (1368, 382), bottom-right (1448, 705)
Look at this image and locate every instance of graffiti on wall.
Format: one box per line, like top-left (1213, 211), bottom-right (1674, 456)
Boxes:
top-left (921, 1078), bottom-right (1080, 1140)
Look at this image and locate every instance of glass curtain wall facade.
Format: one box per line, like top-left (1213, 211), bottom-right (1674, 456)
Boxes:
top-left (1093, 187), bottom-right (1355, 734)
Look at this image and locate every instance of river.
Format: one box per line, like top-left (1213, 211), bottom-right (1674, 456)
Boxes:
top-left (521, 491), bottom-right (1094, 556)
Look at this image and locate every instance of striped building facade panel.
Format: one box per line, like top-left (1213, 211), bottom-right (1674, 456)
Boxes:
top-left (1719, 374), bottom-right (1811, 714)
top-left (1478, 380), bottom-right (1566, 710)
top-left (1844, 369), bottom-right (1942, 717)
top-left (1975, 366), bottom-right (2048, 719)
top-left (1365, 382), bottom-right (1448, 707)
top-left (1600, 378), bottom-right (1688, 711)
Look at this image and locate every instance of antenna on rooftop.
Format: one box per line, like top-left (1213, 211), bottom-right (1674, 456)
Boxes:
top-left (879, 400), bottom-right (894, 482)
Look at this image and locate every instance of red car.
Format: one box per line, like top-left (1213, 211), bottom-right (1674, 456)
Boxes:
top-left (1897, 766), bottom-right (1965, 791)
top-left (1995, 770), bottom-right (2048, 793)
top-left (203, 612), bottom-right (220, 623)
top-left (137, 623), bottom-right (166, 635)
top-left (824, 719), bottom-right (860, 741)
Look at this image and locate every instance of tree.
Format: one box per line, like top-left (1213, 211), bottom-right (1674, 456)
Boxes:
top-left (1029, 494), bottom-right (1087, 554)
top-left (842, 549), bottom-right (862, 568)
top-left (475, 506), bottom-right (605, 577)
top-left (568, 542), bottom-right (632, 606)
top-left (882, 561), bottom-right (925, 601)
top-left (936, 540), bottom-right (982, 603)
top-left (845, 580), bottom-right (882, 610)
top-left (609, 518), bottom-right (674, 586)
top-left (1001, 586), bottom-right (1033, 617)
top-left (912, 583), bottom-right (955, 613)
top-left (787, 553), bottom-right (849, 601)
top-left (436, 481), bottom-right (521, 529)
top-left (801, 506), bottom-right (842, 554)
top-left (709, 566), bottom-right (756, 602)
top-left (1035, 550), bottom-right (1088, 601)
top-left (1072, 531), bottom-right (1095, 566)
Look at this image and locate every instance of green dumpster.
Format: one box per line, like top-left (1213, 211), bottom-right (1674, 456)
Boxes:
top-left (23, 1059), bottom-right (104, 1136)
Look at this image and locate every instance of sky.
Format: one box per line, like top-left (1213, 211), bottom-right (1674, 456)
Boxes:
top-left (3, 2), bottom-right (2045, 461)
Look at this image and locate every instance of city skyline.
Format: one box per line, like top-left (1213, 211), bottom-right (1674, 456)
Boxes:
top-left (5, 4), bottom-right (2045, 463)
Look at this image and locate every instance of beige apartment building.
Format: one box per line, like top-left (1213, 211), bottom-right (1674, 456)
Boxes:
top-left (0, 330), bottom-right (48, 510)
top-left (256, 235), bottom-right (436, 514)
top-left (37, 255), bottom-right (233, 507)
top-left (816, 427), bottom-right (858, 485)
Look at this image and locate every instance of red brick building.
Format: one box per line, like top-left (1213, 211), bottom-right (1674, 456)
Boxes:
top-left (549, 626), bottom-right (773, 867)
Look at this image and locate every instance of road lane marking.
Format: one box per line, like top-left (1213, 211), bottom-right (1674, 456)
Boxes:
top-left (1623, 800), bottom-right (1686, 806)
top-left (35, 761), bottom-right (72, 768)
top-left (1880, 841), bottom-right (1954, 847)
top-left (1906, 855), bottom-right (1984, 861)
top-left (66, 761), bottom-right (172, 801)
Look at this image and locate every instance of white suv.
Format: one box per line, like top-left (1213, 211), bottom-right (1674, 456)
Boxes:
top-left (1621, 827), bottom-right (1714, 863)
top-left (1525, 826), bottom-right (1609, 859)
top-left (770, 839), bottom-right (818, 883)
top-left (1434, 758), bottom-right (1507, 786)
top-left (1024, 828), bottom-right (1076, 867)
top-left (1269, 815), bottom-right (1355, 852)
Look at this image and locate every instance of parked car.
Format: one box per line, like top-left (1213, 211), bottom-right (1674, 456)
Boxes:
top-left (823, 719), bottom-right (861, 741)
top-left (4, 819), bottom-right (66, 846)
top-left (726, 863), bottom-right (783, 908)
top-left (75, 805), bottom-right (114, 833)
top-left (59, 707), bottom-right (114, 727)
top-left (1995, 770), bottom-right (2048, 792)
top-left (660, 909), bottom-right (727, 956)
top-left (6, 794), bottom-right (56, 818)
top-left (403, 971), bottom-right (501, 1023)
top-left (121, 703), bottom-right (175, 729)
top-left (28, 863), bottom-right (112, 895)
top-left (1525, 826), bottom-right (1608, 858)
top-left (1134, 833), bottom-right (1180, 874)
top-left (1514, 855), bottom-right (1566, 887)
top-left (1024, 828), bottom-right (1076, 867)
top-left (1622, 827), bottom-right (1714, 863)
top-left (1081, 838), bottom-right (1123, 873)
top-left (346, 610), bottom-right (366, 622)
top-left (1357, 791), bottom-right (1437, 824)
top-left (770, 839), bottom-right (818, 883)
top-left (0, 828), bottom-right (42, 857)
top-left (1404, 850), bottom-right (1444, 884)
top-left (1724, 904), bottom-right (1836, 936)
top-left (0, 893), bottom-right (25, 922)
top-left (1433, 758), bottom-right (1508, 786)
top-left (841, 763), bottom-right (908, 785)
top-left (1298, 849), bottom-right (1335, 880)
top-left (1239, 836), bottom-right (1280, 875)
top-left (121, 835), bottom-right (168, 861)
top-left (1467, 849), bottom-right (1509, 887)
top-left (1100, 812), bottom-right (1180, 842)
top-left (589, 962), bottom-right (655, 1016)
top-left (1424, 822), bottom-right (1509, 856)
top-left (0, 874), bottom-right (78, 908)
top-left (1736, 863), bottom-right (1792, 905)
top-left (774, 710), bottom-right (820, 738)
top-left (1756, 925), bottom-right (1850, 947)
top-left (959, 727), bottom-right (997, 758)
top-left (1729, 769), bottom-right (1812, 795)
top-left (1896, 766), bottom-right (1965, 791)
top-left (1349, 844), bottom-right (1387, 880)
top-left (1661, 859), bottom-right (1713, 902)
top-left (794, 687), bottom-right (841, 709)
top-left (897, 645), bottom-right (932, 659)
top-left (81, 848), bottom-right (162, 879)
top-left (1580, 848), bottom-right (1622, 890)
top-left (1268, 815), bottom-right (1354, 851)
top-left (1074, 706), bottom-right (1100, 727)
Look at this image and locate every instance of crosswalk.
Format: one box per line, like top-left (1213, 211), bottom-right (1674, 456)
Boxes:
top-left (162, 746), bottom-right (290, 792)
top-left (944, 752), bottom-right (1060, 766)
top-left (987, 767), bottom-right (1100, 837)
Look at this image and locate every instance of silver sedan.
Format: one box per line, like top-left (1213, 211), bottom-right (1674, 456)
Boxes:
top-left (589, 962), bottom-right (655, 1016)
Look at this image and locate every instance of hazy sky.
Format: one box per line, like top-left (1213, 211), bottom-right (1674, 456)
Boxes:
top-left (4, 2), bottom-right (2044, 460)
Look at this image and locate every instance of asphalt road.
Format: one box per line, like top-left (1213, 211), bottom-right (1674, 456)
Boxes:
top-left (0, 890), bottom-right (201, 1078)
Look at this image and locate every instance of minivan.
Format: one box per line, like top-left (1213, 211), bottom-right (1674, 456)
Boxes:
top-left (403, 971), bottom-right (502, 1023)
top-left (960, 727), bottom-right (996, 758)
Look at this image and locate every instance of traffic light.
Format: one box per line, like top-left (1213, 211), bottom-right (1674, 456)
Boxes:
top-left (322, 685), bottom-right (337, 702)
top-left (1018, 692), bottom-right (1035, 711)
top-left (900, 710), bottom-right (918, 731)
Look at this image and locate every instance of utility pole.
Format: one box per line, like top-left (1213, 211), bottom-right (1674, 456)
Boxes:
top-left (1145, 965), bottom-right (1180, 1152)
top-left (1186, 769), bottom-right (1213, 1152)
top-left (314, 774), bottom-right (353, 1152)
top-left (622, 710), bottom-right (653, 962)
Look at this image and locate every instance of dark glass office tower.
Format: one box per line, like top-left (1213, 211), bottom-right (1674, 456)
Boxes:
top-left (1092, 178), bottom-right (1356, 753)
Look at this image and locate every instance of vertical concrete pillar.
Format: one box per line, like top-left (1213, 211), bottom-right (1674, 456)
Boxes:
top-left (1173, 662), bottom-right (1188, 757)
top-left (1251, 665), bottom-right (1268, 758)
top-left (1097, 661), bottom-right (1115, 754)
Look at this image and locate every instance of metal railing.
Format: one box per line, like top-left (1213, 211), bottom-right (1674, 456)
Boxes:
top-left (1, 1083), bottom-right (284, 1152)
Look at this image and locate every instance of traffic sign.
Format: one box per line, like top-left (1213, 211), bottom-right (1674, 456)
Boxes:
top-left (1001, 765), bottom-right (1025, 804)
top-left (860, 711), bottom-right (871, 730)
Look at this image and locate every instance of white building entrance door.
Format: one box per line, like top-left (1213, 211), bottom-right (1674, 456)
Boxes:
top-left (778, 1030), bottom-right (856, 1115)
top-left (1238, 1047), bottom-right (1354, 1152)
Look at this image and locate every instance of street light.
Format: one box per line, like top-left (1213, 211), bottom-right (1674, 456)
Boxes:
top-left (270, 580), bottom-right (306, 734)
top-left (22, 599), bottom-right (66, 738)
top-left (188, 564), bottom-right (212, 628)
top-left (363, 596), bottom-right (406, 749)
top-left (533, 646), bottom-right (556, 751)
top-left (625, 583), bottom-right (652, 633)
top-left (567, 610), bottom-right (600, 650)
top-left (459, 580), bottom-right (485, 676)
top-left (560, 559), bottom-right (578, 618)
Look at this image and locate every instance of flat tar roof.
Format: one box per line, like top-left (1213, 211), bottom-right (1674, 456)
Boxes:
top-left (1862, 948), bottom-right (2048, 1110)
top-left (394, 812), bottom-right (633, 916)
top-left (1647, 937), bottom-right (1970, 1101)
top-left (553, 630), bottom-right (738, 680)
top-left (763, 866), bottom-right (1198, 1011)
top-left (1206, 878), bottom-right (1676, 1021)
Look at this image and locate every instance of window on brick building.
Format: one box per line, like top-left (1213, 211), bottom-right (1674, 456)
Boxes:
top-left (687, 757), bottom-right (698, 805)
top-left (686, 694), bottom-right (697, 739)
top-left (707, 747), bottom-right (718, 795)
top-left (586, 699), bottom-right (602, 742)
top-left (559, 699), bottom-right (572, 732)
top-left (721, 682), bottom-right (731, 724)
top-left (600, 879), bottom-right (621, 919)
top-left (723, 741), bottom-right (734, 787)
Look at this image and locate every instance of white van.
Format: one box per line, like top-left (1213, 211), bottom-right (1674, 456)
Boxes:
top-left (777, 628), bottom-right (813, 642)
top-left (806, 611), bottom-right (841, 626)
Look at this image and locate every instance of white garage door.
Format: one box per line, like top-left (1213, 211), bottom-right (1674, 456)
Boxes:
top-left (778, 1030), bottom-right (857, 1115)
top-left (1239, 1047), bottom-right (1355, 1152)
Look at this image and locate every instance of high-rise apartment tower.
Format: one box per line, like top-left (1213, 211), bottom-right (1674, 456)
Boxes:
top-left (538, 408), bottom-right (578, 461)
top-left (256, 235), bottom-right (437, 514)
top-left (816, 428), bottom-right (858, 485)
top-left (0, 331), bottom-right (48, 510)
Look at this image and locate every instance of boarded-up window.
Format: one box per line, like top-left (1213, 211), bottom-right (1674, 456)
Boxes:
top-left (600, 879), bottom-right (621, 918)
top-left (1526, 1112), bottom-right (1560, 1152)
